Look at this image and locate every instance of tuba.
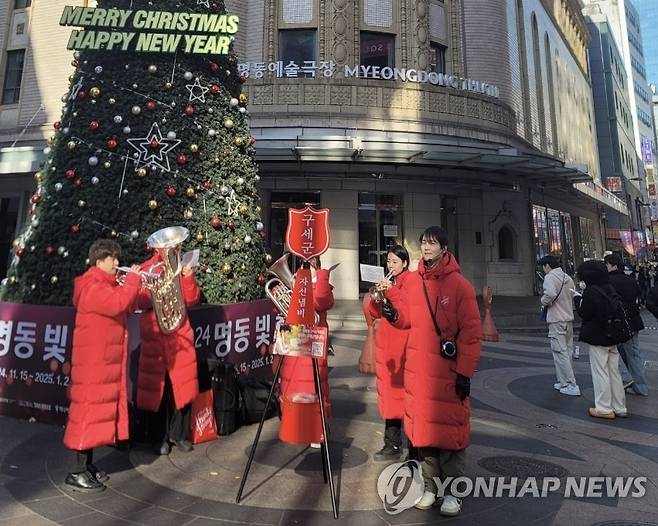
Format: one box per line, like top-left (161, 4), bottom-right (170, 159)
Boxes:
top-left (143, 226), bottom-right (189, 334)
top-left (265, 253), bottom-right (295, 316)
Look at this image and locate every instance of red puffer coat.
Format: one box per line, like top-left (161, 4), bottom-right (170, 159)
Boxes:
top-left (136, 255), bottom-right (201, 411)
top-left (279, 269), bottom-right (334, 399)
top-left (64, 267), bottom-right (141, 451)
top-left (389, 254), bottom-right (481, 450)
top-left (367, 270), bottom-right (411, 420)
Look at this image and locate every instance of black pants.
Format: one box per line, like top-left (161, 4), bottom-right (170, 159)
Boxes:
top-left (384, 419), bottom-right (402, 447)
top-left (158, 374), bottom-right (191, 443)
top-left (68, 449), bottom-right (93, 474)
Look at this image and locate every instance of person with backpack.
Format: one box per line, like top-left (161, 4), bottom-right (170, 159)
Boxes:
top-left (604, 254), bottom-right (649, 396)
top-left (575, 260), bottom-right (628, 419)
top-left (539, 256), bottom-right (580, 396)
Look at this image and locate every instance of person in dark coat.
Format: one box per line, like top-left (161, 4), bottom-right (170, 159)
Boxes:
top-left (576, 260), bottom-right (627, 419)
top-left (604, 254), bottom-right (649, 396)
top-left (64, 240), bottom-right (141, 493)
top-left (385, 226), bottom-right (481, 516)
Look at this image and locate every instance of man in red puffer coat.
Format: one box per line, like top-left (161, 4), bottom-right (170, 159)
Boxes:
top-left (385, 226), bottom-right (481, 517)
top-left (136, 252), bottom-right (201, 455)
top-left (64, 239), bottom-right (141, 493)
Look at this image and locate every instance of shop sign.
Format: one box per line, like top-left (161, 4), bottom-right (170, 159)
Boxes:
top-left (238, 62), bottom-right (500, 98)
top-left (605, 176), bottom-right (622, 192)
top-left (60, 6), bottom-right (238, 54)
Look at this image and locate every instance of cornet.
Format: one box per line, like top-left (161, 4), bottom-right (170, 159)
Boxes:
top-left (369, 270), bottom-right (394, 303)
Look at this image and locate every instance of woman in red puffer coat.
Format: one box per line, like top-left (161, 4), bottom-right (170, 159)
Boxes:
top-left (136, 252), bottom-right (201, 455)
top-left (367, 244), bottom-right (411, 461)
top-left (64, 239), bottom-right (141, 493)
top-left (279, 256), bottom-right (334, 400)
top-left (385, 226), bottom-right (481, 516)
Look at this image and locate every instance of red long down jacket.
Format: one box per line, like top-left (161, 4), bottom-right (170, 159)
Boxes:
top-left (279, 269), bottom-right (334, 399)
top-left (389, 254), bottom-right (481, 450)
top-left (136, 255), bottom-right (201, 412)
top-left (64, 267), bottom-right (141, 451)
top-left (367, 270), bottom-right (411, 420)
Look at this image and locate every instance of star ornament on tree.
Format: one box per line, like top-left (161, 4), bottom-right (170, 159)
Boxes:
top-left (186, 77), bottom-right (210, 103)
top-left (197, 0), bottom-right (210, 6)
top-left (127, 122), bottom-right (181, 172)
top-left (225, 190), bottom-right (240, 217)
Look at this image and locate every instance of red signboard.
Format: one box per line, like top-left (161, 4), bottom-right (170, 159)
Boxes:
top-left (605, 177), bottom-right (622, 192)
top-left (285, 206), bottom-right (330, 261)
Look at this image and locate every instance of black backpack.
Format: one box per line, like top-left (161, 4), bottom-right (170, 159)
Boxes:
top-left (211, 362), bottom-right (242, 436)
top-left (594, 285), bottom-right (633, 344)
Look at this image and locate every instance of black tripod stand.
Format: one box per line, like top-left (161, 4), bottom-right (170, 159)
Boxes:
top-left (235, 353), bottom-right (338, 519)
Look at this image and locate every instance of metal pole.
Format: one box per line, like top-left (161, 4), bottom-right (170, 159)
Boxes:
top-left (236, 356), bottom-right (283, 504)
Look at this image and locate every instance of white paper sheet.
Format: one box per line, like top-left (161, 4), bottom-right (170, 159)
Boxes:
top-left (360, 264), bottom-right (385, 283)
top-left (181, 249), bottom-right (200, 268)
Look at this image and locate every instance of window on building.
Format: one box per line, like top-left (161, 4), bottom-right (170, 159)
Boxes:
top-left (278, 29), bottom-right (317, 75)
top-left (498, 226), bottom-right (516, 260)
top-left (14, 0), bottom-right (31, 8)
top-left (360, 32), bottom-right (395, 68)
top-left (430, 42), bottom-right (447, 74)
top-left (2, 49), bottom-right (25, 105)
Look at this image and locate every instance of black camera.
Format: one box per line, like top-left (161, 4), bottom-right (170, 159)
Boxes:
top-left (441, 340), bottom-right (457, 360)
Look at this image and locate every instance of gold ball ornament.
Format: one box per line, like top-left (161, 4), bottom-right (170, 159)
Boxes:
top-left (241, 263), bottom-right (247, 271)
top-left (196, 232), bottom-right (204, 242)
top-left (223, 118), bottom-right (234, 129)
top-left (265, 254), bottom-right (273, 263)
top-left (47, 136), bottom-right (55, 145)
top-left (111, 230), bottom-right (118, 237)
top-left (256, 206), bottom-right (262, 213)
top-left (90, 87), bottom-right (101, 98)
top-left (50, 276), bottom-right (59, 284)
top-left (238, 204), bottom-right (248, 214)
top-left (186, 187), bottom-right (195, 197)
top-left (190, 144), bottom-right (199, 153)
top-left (67, 141), bottom-right (77, 150)
top-left (234, 137), bottom-right (245, 146)
top-left (164, 81), bottom-right (173, 90)
top-left (239, 93), bottom-right (248, 104)
top-left (222, 263), bottom-right (232, 274)
top-left (34, 172), bottom-right (43, 182)
top-left (148, 199), bottom-right (158, 210)
top-left (138, 168), bottom-right (147, 177)
top-left (12, 239), bottom-right (20, 248)
top-left (77, 200), bottom-right (86, 208)
top-left (184, 208), bottom-right (194, 219)
top-left (9, 276), bottom-right (17, 284)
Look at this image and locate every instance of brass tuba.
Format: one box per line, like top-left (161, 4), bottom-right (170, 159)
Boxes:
top-left (143, 226), bottom-right (189, 334)
top-left (265, 253), bottom-right (295, 316)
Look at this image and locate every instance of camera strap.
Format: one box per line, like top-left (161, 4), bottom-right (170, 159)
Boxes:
top-left (422, 280), bottom-right (444, 339)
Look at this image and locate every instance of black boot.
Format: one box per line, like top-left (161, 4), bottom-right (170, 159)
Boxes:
top-left (374, 421), bottom-right (402, 461)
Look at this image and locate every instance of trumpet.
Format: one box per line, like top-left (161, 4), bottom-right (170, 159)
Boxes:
top-left (369, 270), bottom-right (394, 303)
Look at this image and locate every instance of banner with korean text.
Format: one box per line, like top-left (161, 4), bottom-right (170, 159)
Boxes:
top-left (0, 299), bottom-right (278, 425)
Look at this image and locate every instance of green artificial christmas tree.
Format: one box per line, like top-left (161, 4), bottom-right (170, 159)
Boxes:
top-left (1, 0), bottom-right (269, 306)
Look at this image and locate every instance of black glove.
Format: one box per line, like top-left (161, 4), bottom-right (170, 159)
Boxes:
top-left (382, 301), bottom-right (398, 323)
top-left (455, 374), bottom-right (470, 401)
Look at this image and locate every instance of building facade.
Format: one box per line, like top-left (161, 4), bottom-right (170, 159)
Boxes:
top-left (632, 0), bottom-right (658, 85)
top-left (0, 0), bottom-right (629, 300)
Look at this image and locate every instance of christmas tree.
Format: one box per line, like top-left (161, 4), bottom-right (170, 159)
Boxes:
top-left (1, 0), bottom-right (269, 306)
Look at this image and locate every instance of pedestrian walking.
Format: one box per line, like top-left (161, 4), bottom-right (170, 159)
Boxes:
top-left (384, 226), bottom-right (481, 516)
top-left (575, 260), bottom-right (628, 419)
top-left (367, 245), bottom-right (411, 461)
top-left (539, 256), bottom-right (580, 396)
top-left (604, 254), bottom-right (649, 396)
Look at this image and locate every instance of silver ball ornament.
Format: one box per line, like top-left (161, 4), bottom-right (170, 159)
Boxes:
top-left (131, 230), bottom-right (140, 239)
top-left (91, 176), bottom-right (100, 184)
top-left (237, 177), bottom-right (244, 185)
top-left (167, 131), bottom-right (177, 140)
top-left (244, 235), bottom-right (252, 243)
top-left (113, 115), bottom-right (123, 124)
top-left (54, 183), bottom-right (63, 191)
top-left (239, 107), bottom-right (247, 114)
top-left (95, 66), bottom-right (103, 74)
top-left (62, 127), bottom-right (70, 135)
top-left (256, 222), bottom-right (264, 231)
top-left (255, 175), bottom-right (261, 182)
top-left (148, 64), bottom-right (157, 73)
top-left (123, 126), bottom-right (131, 134)
top-left (44, 147), bottom-right (51, 155)
top-left (221, 185), bottom-right (229, 195)
top-left (131, 106), bottom-right (141, 115)
top-left (208, 129), bottom-right (216, 137)
top-left (230, 98), bottom-right (239, 107)
top-left (57, 246), bottom-right (66, 255)
top-left (88, 156), bottom-right (99, 166)
top-left (184, 71), bottom-right (193, 80)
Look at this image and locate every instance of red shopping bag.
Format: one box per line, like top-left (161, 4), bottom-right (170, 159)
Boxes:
top-left (189, 390), bottom-right (219, 444)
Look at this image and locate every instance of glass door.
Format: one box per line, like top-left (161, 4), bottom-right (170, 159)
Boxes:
top-left (358, 194), bottom-right (403, 292)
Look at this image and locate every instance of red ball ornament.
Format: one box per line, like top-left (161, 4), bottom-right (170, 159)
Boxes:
top-left (16, 248), bottom-right (25, 258)
top-left (210, 62), bottom-right (220, 72)
top-left (30, 194), bottom-right (40, 204)
top-left (256, 274), bottom-right (266, 286)
top-left (210, 216), bottom-right (221, 229)
top-left (227, 220), bottom-right (235, 231)
top-left (78, 90), bottom-right (87, 100)
top-left (70, 224), bottom-right (80, 234)
top-left (200, 264), bottom-right (208, 273)
top-left (89, 120), bottom-right (100, 131)
top-left (106, 138), bottom-right (118, 150)
top-left (145, 101), bottom-right (157, 111)
top-left (249, 136), bottom-right (256, 145)
top-left (239, 75), bottom-right (247, 84)
top-left (65, 169), bottom-right (76, 179)
top-left (149, 137), bottom-right (160, 150)
top-left (203, 179), bottom-right (212, 190)
top-left (46, 246), bottom-right (55, 255)
top-left (74, 179), bottom-right (82, 186)
top-left (166, 186), bottom-right (177, 197)
top-left (177, 154), bottom-right (188, 165)
top-left (259, 231), bottom-right (267, 240)
top-left (53, 121), bottom-right (62, 130)
top-left (209, 84), bottom-right (220, 94)
top-left (185, 105), bottom-right (194, 116)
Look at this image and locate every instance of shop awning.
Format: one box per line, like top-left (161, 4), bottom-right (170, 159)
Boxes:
top-left (251, 129), bottom-right (629, 215)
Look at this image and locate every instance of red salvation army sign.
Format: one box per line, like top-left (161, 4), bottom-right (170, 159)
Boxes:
top-left (285, 206), bottom-right (330, 261)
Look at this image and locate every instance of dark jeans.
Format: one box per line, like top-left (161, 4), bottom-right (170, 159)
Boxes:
top-left (158, 374), bottom-right (191, 443)
top-left (418, 447), bottom-right (466, 494)
top-left (68, 449), bottom-right (93, 474)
